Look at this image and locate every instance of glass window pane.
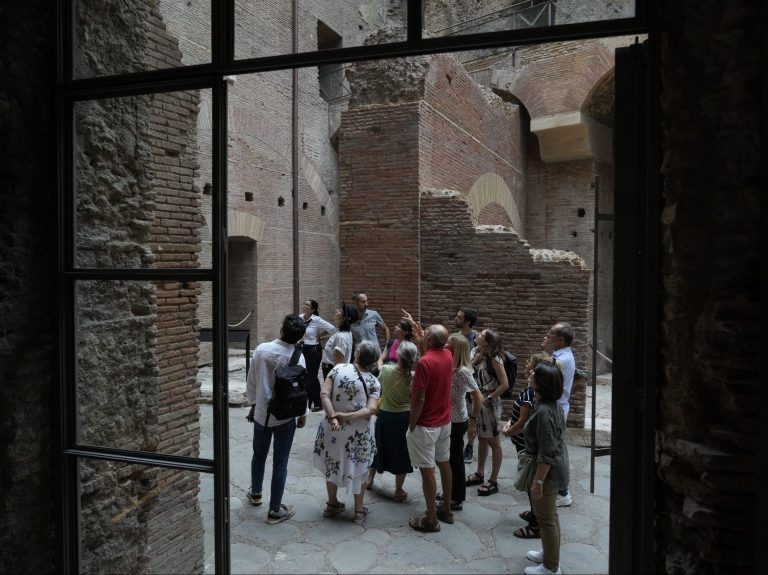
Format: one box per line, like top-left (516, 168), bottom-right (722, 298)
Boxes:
top-left (74, 0), bottom-right (211, 79)
top-left (74, 89), bottom-right (211, 270)
top-left (78, 460), bottom-right (213, 574)
top-left (234, 0), bottom-right (406, 61)
top-left (425, 0), bottom-right (636, 38)
top-left (75, 280), bottom-right (218, 458)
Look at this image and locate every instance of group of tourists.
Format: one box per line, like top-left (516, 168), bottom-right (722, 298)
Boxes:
top-left (244, 293), bottom-right (576, 575)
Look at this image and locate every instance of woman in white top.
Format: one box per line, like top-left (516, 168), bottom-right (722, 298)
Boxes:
top-left (301, 299), bottom-right (336, 412)
top-left (321, 304), bottom-right (358, 378)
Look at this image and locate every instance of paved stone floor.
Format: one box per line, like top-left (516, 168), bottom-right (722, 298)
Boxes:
top-left (198, 402), bottom-right (611, 574)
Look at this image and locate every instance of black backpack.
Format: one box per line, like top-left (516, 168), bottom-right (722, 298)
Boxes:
top-left (486, 351), bottom-right (518, 399)
top-left (264, 345), bottom-right (308, 427)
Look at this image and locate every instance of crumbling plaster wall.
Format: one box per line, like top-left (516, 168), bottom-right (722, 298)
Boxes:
top-left (656, 1), bottom-right (760, 572)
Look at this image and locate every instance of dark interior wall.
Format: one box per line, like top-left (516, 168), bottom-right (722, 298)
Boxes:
top-left (657, 0), bottom-right (761, 572)
top-left (0, 1), bottom-right (57, 572)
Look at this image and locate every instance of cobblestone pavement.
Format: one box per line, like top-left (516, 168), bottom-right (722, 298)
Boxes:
top-left (198, 401), bottom-right (611, 574)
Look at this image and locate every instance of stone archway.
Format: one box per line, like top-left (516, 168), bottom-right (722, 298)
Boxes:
top-left (467, 172), bottom-right (522, 234)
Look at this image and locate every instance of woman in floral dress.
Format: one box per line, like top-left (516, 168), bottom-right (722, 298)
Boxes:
top-left (314, 340), bottom-right (381, 525)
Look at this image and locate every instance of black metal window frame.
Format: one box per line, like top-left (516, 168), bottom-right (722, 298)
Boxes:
top-left (56, 1), bottom-right (654, 573)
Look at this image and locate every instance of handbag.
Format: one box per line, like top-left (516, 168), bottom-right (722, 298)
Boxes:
top-left (514, 450), bottom-right (536, 491)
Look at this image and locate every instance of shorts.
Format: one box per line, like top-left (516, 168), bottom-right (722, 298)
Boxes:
top-left (406, 423), bottom-right (451, 468)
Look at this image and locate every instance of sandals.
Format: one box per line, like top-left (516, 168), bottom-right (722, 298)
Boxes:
top-left (392, 490), bottom-right (408, 503)
top-left (409, 514), bottom-right (441, 533)
top-left (477, 480), bottom-right (499, 496)
top-left (436, 508), bottom-right (454, 524)
top-left (322, 501), bottom-right (346, 518)
top-left (465, 472), bottom-right (485, 486)
top-left (436, 495), bottom-right (462, 511)
top-left (519, 510), bottom-right (535, 523)
top-left (353, 506), bottom-right (369, 525)
top-left (514, 525), bottom-right (541, 539)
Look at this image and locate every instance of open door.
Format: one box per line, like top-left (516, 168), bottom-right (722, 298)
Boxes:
top-left (610, 40), bottom-right (660, 574)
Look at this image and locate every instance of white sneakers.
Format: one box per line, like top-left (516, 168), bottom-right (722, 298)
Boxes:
top-left (266, 503), bottom-right (295, 524)
top-left (556, 492), bottom-right (573, 507)
top-left (526, 550), bottom-right (544, 563)
top-left (525, 550), bottom-right (561, 575)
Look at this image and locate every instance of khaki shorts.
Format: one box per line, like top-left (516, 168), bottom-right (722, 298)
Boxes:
top-left (406, 423), bottom-right (451, 468)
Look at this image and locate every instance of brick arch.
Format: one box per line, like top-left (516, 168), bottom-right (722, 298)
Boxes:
top-left (467, 172), bottom-right (521, 234)
top-left (228, 210), bottom-right (264, 242)
top-left (581, 67), bottom-right (615, 123)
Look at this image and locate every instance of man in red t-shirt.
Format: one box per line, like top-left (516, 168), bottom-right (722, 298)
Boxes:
top-left (406, 324), bottom-right (454, 532)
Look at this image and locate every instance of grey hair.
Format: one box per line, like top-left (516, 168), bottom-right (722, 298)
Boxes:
top-left (396, 340), bottom-right (419, 373)
top-left (355, 340), bottom-right (379, 370)
top-left (426, 324), bottom-right (448, 349)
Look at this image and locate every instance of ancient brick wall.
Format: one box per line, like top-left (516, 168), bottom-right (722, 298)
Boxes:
top-left (420, 190), bottom-right (590, 427)
top-left (420, 55), bottom-right (524, 231)
top-left (338, 103), bottom-right (422, 331)
top-left (656, 1), bottom-right (760, 572)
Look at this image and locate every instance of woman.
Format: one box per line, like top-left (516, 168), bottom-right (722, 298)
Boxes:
top-left (441, 333), bottom-right (482, 511)
top-left (378, 319), bottom-right (414, 368)
top-left (365, 340), bottom-right (418, 499)
top-left (313, 340), bottom-right (381, 525)
top-left (320, 304), bottom-right (358, 380)
top-left (301, 299), bottom-right (336, 412)
top-left (523, 362), bottom-right (569, 575)
top-left (465, 328), bottom-right (509, 496)
top-left (504, 352), bottom-right (550, 539)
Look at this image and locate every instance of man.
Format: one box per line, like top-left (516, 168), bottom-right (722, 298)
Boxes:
top-left (454, 307), bottom-right (479, 349)
top-left (351, 293), bottom-right (390, 360)
top-left (406, 324), bottom-right (454, 533)
top-left (245, 314), bottom-right (308, 524)
top-left (454, 307), bottom-right (479, 463)
top-left (542, 321), bottom-right (576, 508)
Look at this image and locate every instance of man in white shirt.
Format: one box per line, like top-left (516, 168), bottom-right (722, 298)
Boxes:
top-left (542, 321), bottom-right (576, 508)
top-left (245, 314), bottom-right (308, 524)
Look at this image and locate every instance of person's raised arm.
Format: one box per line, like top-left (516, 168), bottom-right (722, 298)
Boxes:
top-left (402, 309), bottom-right (427, 355)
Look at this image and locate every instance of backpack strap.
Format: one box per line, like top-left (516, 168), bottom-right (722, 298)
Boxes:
top-left (288, 344), bottom-right (304, 366)
top-left (353, 366), bottom-right (369, 400)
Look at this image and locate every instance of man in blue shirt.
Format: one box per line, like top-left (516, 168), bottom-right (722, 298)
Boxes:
top-left (351, 292), bottom-right (389, 360)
